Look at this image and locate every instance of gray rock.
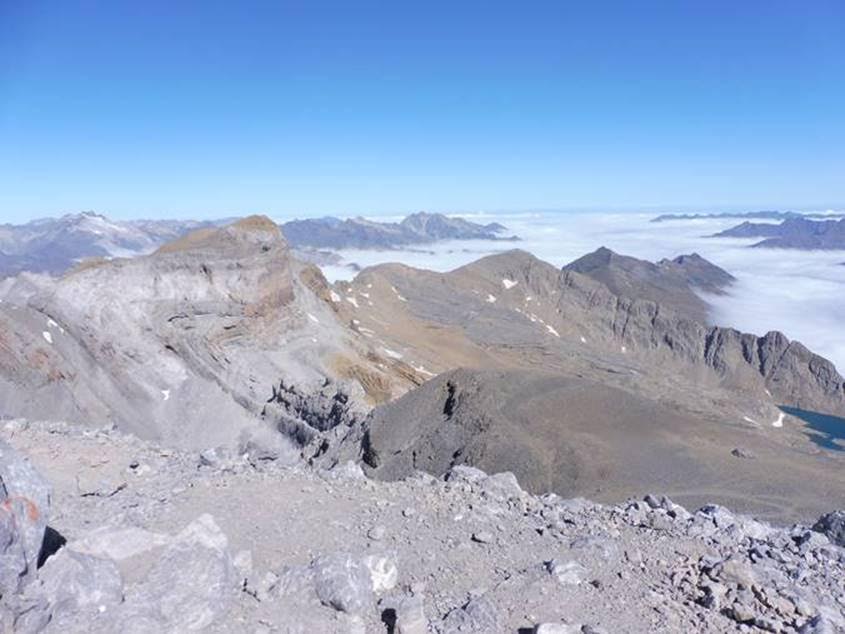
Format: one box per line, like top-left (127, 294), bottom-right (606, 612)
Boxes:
top-left (534, 624), bottom-right (580, 634)
top-left (362, 554), bottom-right (398, 594)
top-left (812, 510), bottom-right (845, 547)
top-left (445, 465), bottom-right (488, 487)
top-left (731, 447), bottom-right (756, 459)
top-left (546, 559), bottom-right (587, 586)
top-left (0, 439), bottom-right (52, 593)
top-left (311, 553), bottom-right (374, 614)
top-left (0, 509), bottom-right (28, 597)
top-left (479, 471), bottom-right (524, 501)
top-left (238, 426), bottom-right (299, 466)
top-left (471, 531), bottom-right (494, 544)
top-left (441, 594), bottom-right (501, 633)
top-left (25, 549), bottom-right (124, 631)
top-left (124, 513), bottom-right (233, 631)
top-left (198, 447), bottom-right (236, 471)
top-left (367, 525), bottom-right (386, 541)
top-left (68, 525), bottom-right (170, 561)
top-left (329, 460), bottom-right (366, 480)
top-left (391, 593), bottom-right (428, 634)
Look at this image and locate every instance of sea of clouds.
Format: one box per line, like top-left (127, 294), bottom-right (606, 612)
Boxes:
top-left (311, 210), bottom-right (845, 372)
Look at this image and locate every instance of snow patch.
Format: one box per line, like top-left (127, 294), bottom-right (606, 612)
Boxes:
top-left (346, 296), bottom-right (359, 308)
top-left (329, 291), bottom-right (341, 303)
top-left (546, 325), bottom-right (560, 337)
top-left (382, 348), bottom-right (403, 360)
top-left (307, 313), bottom-right (319, 324)
top-left (580, 336), bottom-right (587, 343)
top-left (47, 318), bottom-right (58, 328)
top-left (486, 294), bottom-right (497, 303)
top-left (412, 364), bottom-right (435, 377)
top-left (42, 331), bottom-right (53, 344)
top-left (743, 416), bottom-right (759, 425)
top-left (502, 278), bottom-right (518, 290)
top-left (161, 389), bottom-right (170, 401)
top-left (772, 412), bottom-right (785, 428)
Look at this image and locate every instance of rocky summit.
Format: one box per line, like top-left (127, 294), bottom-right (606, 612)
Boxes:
top-left (1, 420), bottom-right (844, 633)
top-left (1, 218), bottom-right (845, 631)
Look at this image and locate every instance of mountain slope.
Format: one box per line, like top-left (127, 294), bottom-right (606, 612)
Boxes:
top-left (0, 217), bottom-right (422, 448)
top-left (357, 367), bottom-right (845, 521)
top-left (334, 249), bottom-right (844, 419)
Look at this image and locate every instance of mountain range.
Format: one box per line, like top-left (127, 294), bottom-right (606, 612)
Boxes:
top-left (279, 211), bottom-right (517, 250)
top-left (2, 217), bottom-right (844, 524)
top-left (712, 217), bottom-right (845, 250)
top-left (0, 212), bottom-right (225, 277)
top-left (3, 216), bottom-right (845, 631)
top-left (651, 210), bottom-right (845, 223)
top-left (0, 211), bottom-right (518, 279)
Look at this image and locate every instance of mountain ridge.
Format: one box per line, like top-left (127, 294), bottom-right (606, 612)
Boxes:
top-left (712, 217), bottom-right (845, 249)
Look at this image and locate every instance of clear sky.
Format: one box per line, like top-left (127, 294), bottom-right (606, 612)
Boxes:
top-left (1, 1), bottom-right (843, 222)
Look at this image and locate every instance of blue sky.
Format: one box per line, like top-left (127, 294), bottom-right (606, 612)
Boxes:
top-left (1, 1), bottom-right (843, 222)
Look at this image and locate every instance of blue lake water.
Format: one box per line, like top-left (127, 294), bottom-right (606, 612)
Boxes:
top-left (780, 406), bottom-right (845, 452)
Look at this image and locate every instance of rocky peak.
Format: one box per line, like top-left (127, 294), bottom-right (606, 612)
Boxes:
top-left (658, 252), bottom-right (736, 294)
top-left (564, 247), bottom-right (727, 323)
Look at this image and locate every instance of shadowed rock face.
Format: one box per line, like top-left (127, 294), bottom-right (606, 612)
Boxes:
top-left (713, 216), bottom-right (845, 249)
top-left (356, 368), bottom-right (845, 521)
top-left (563, 247), bottom-right (734, 323)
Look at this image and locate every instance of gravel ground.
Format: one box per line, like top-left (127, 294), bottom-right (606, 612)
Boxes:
top-left (1, 419), bottom-right (844, 633)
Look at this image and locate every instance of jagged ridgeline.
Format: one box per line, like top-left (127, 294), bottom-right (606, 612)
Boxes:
top-left (1, 218), bottom-right (844, 523)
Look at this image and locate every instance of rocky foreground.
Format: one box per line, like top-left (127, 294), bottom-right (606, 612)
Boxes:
top-left (1, 420), bottom-right (844, 633)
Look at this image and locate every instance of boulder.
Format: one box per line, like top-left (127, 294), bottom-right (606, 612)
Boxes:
top-left (311, 553), bottom-right (374, 615)
top-left (122, 514), bottom-right (234, 631)
top-left (393, 594), bottom-right (428, 634)
top-left (0, 440), bottom-right (52, 593)
top-left (441, 594), bottom-right (501, 633)
top-left (812, 510), bottom-right (845, 547)
top-left (68, 526), bottom-right (170, 562)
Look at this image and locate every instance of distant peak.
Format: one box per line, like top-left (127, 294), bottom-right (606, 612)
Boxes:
top-left (671, 253), bottom-right (703, 264)
top-left (563, 246), bottom-right (619, 272)
top-left (230, 215), bottom-right (279, 233)
top-left (156, 215), bottom-right (284, 255)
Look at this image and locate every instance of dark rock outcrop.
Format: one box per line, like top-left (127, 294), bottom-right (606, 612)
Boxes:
top-left (355, 367), bottom-right (845, 520)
